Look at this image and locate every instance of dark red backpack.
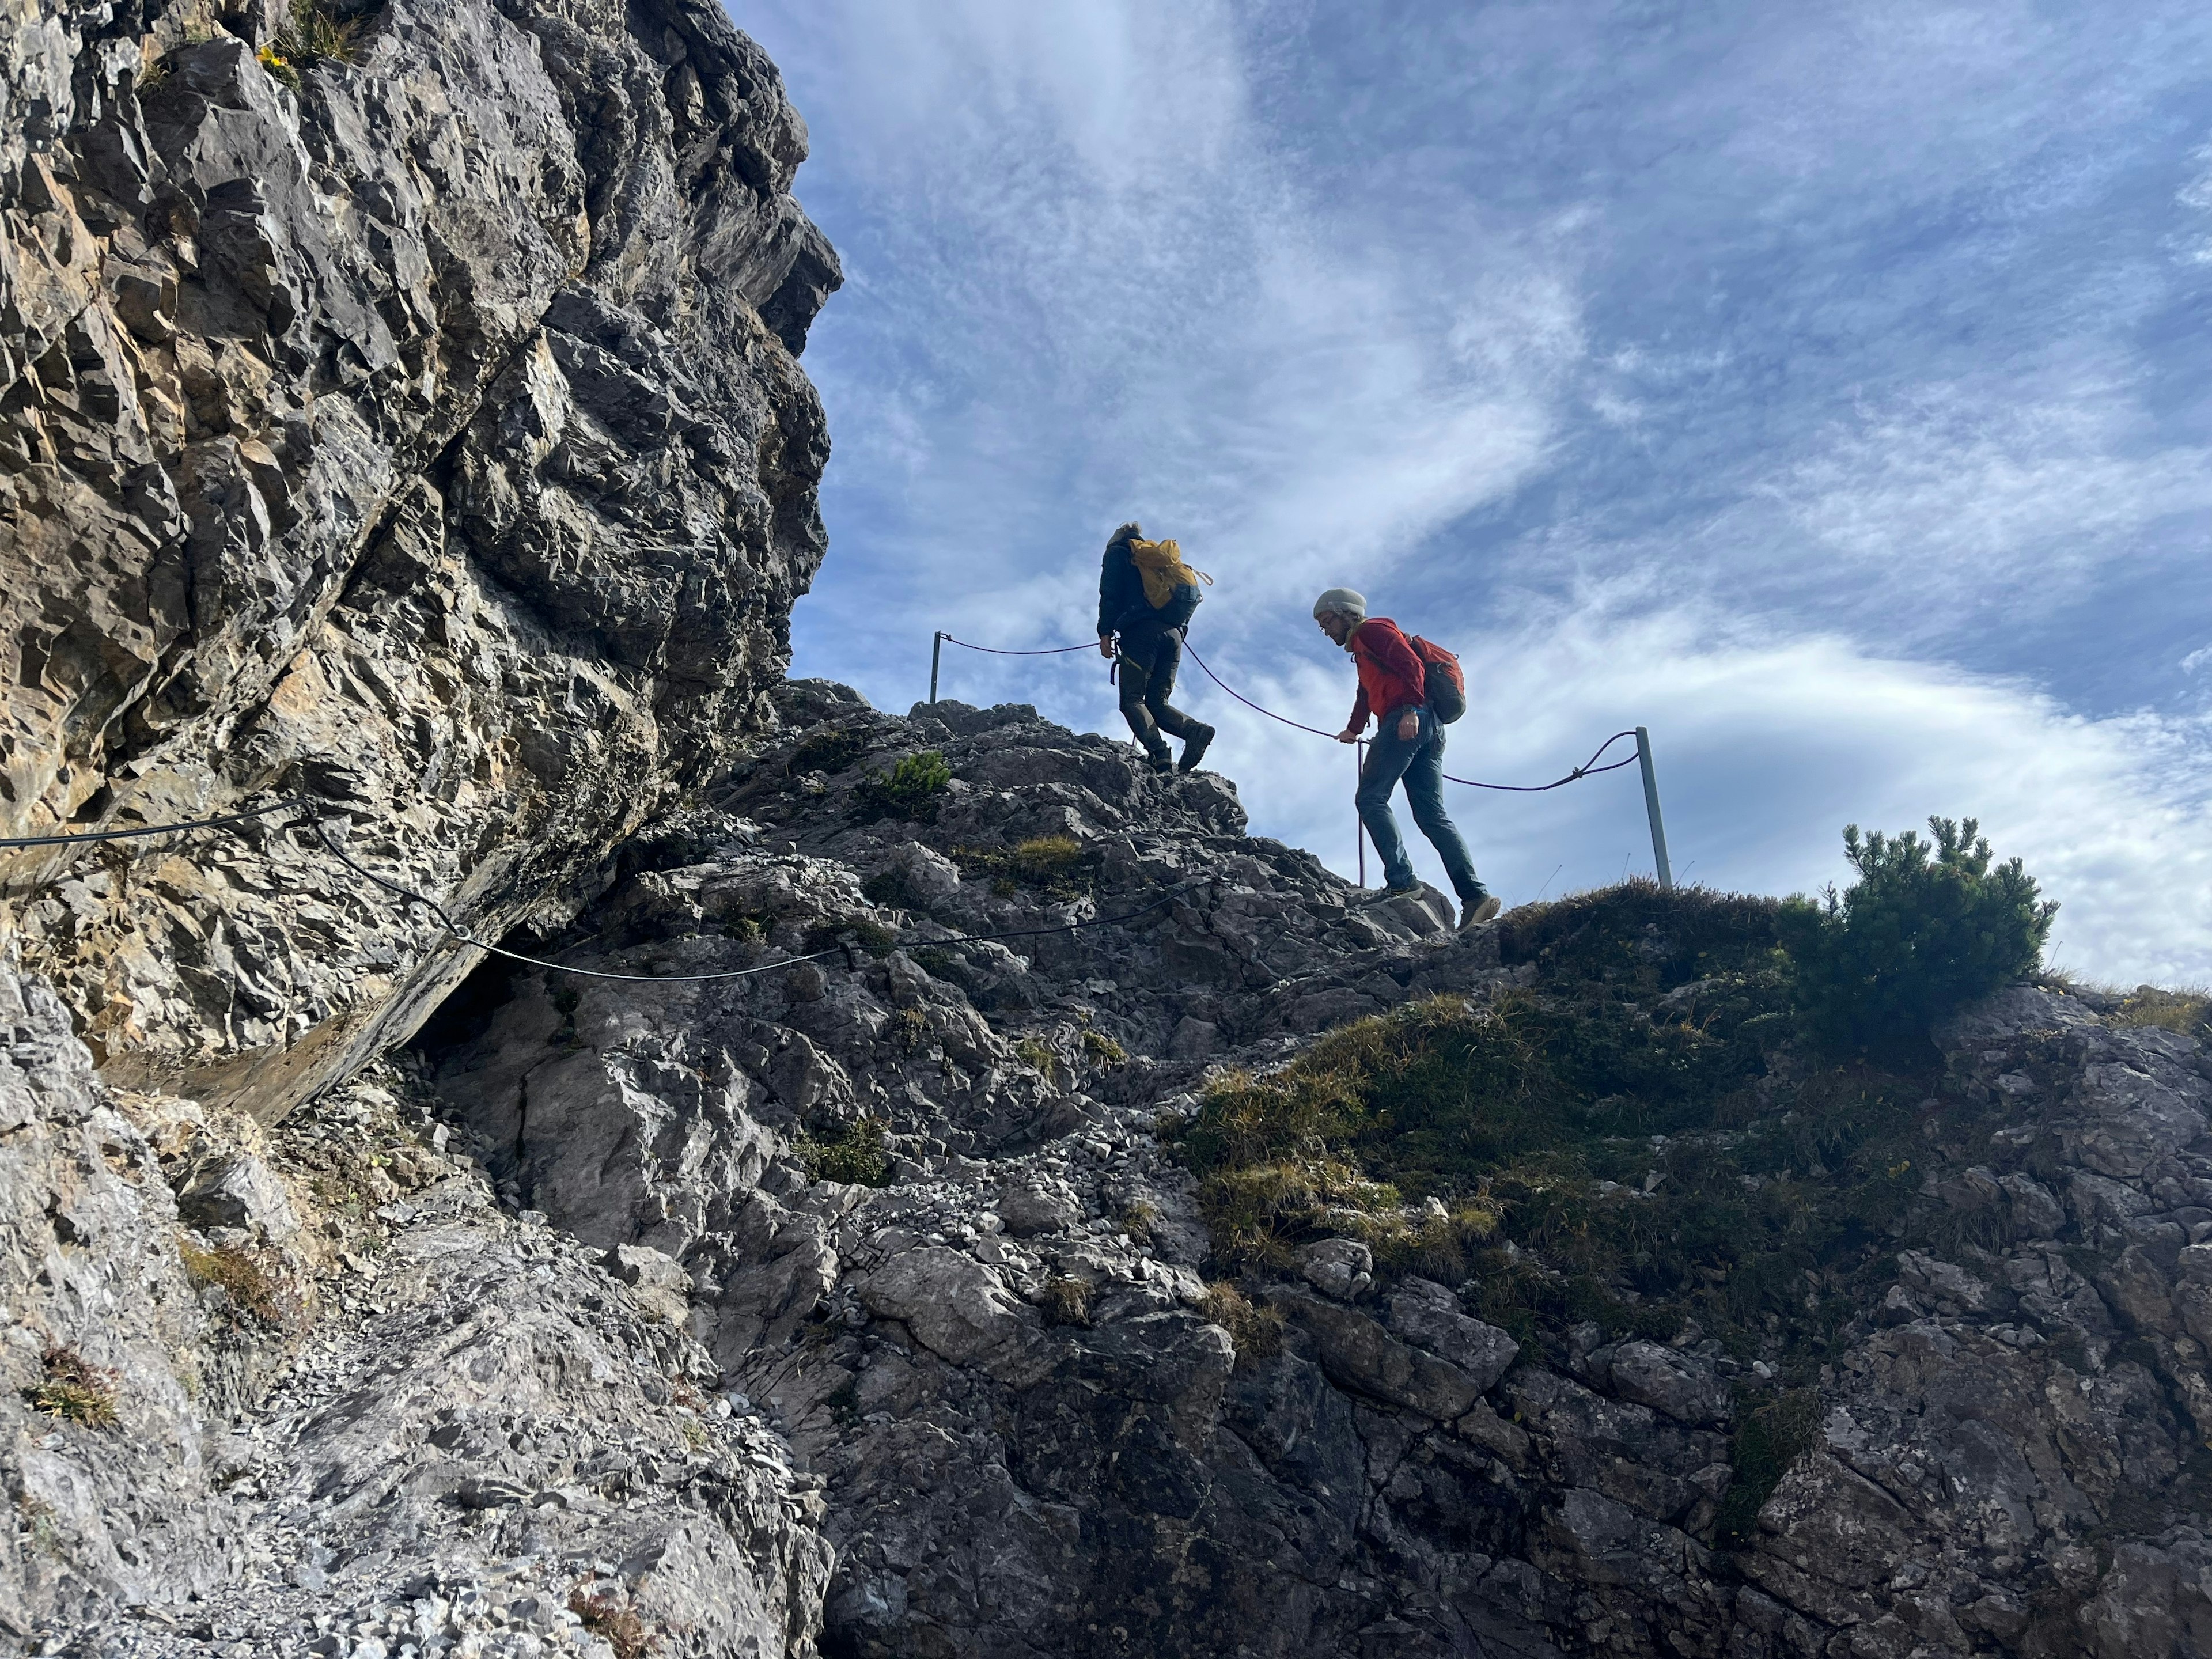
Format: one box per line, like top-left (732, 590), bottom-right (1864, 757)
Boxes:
top-left (1409, 635), bottom-right (1465, 724)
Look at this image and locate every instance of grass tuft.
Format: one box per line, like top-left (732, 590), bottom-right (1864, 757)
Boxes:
top-left (1175, 881), bottom-right (1950, 1381)
top-left (1081, 1029), bottom-right (1128, 1067)
top-left (275, 0), bottom-right (361, 69)
top-left (24, 1346), bottom-right (119, 1429)
top-left (2116, 985), bottom-right (2211, 1039)
top-left (179, 1238), bottom-right (297, 1327)
top-left (569, 1587), bottom-right (653, 1659)
top-left (1196, 1281), bottom-right (1285, 1368)
top-left (1039, 1275), bottom-right (1093, 1327)
top-left (1716, 1387), bottom-right (1824, 1547)
top-left (953, 835), bottom-right (1098, 899)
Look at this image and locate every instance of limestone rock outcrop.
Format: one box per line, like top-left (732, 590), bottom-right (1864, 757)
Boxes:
top-left (2, 0), bottom-right (838, 1122)
top-left (415, 687), bottom-right (2212, 1658)
top-left (10, 672), bottom-right (2212, 1656)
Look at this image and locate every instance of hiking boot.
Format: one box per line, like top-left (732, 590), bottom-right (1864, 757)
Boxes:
top-left (1459, 893), bottom-right (1502, 929)
top-left (1146, 749), bottom-right (1175, 775)
top-left (1362, 881), bottom-right (1423, 905)
top-left (1177, 724), bottom-right (1215, 774)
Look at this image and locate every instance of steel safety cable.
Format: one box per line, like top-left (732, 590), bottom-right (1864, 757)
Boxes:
top-left (938, 634), bottom-right (1098, 656)
top-left (0, 796), bottom-right (316, 849)
top-left (311, 819), bottom-right (1213, 982)
top-left (1179, 641), bottom-right (1643, 791)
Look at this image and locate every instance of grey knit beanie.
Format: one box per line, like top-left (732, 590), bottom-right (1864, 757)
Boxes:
top-left (1312, 586), bottom-right (1367, 623)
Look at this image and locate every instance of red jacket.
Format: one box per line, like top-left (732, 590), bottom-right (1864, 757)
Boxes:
top-left (1346, 618), bottom-right (1426, 732)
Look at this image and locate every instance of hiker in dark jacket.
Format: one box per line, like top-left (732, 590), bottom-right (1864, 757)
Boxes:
top-left (1313, 586), bottom-right (1498, 930)
top-left (1097, 522), bottom-right (1215, 774)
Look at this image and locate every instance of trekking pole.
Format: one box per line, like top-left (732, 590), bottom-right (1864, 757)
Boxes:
top-left (1354, 739), bottom-right (1366, 887)
top-left (929, 631), bottom-right (945, 704)
top-left (1635, 726), bottom-right (1674, 891)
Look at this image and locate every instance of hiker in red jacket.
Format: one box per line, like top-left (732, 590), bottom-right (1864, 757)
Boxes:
top-left (1313, 586), bottom-right (1499, 929)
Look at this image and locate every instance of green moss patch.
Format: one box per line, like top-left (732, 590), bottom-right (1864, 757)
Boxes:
top-left (1175, 880), bottom-right (1961, 1382)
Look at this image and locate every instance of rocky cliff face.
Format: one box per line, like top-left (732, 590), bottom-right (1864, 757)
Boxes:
top-left (1, 0), bottom-right (836, 1122)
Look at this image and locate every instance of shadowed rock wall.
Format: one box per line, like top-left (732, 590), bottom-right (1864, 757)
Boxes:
top-left (1, 0), bottom-right (838, 1120)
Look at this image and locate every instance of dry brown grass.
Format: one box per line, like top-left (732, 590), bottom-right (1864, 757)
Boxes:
top-left (2116, 985), bottom-right (2212, 1039)
top-left (1196, 1282), bottom-right (1285, 1368)
top-left (1039, 1275), bottom-right (1093, 1328)
top-left (179, 1238), bottom-right (297, 1327)
top-left (569, 1587), bottom-right (653, 1659)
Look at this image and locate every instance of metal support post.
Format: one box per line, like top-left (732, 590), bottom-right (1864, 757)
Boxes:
top-left (1635, 725), bottom-right (1673, 891)
top-left (929, 631), bottom-right (944, 704)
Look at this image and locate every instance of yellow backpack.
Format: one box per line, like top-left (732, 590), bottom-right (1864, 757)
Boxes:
top-left (1126, 538), bottom-right (1214, 609)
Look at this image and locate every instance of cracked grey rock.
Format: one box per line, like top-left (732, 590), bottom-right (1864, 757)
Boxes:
top-left (1, 0), bottom-right (838, 1125)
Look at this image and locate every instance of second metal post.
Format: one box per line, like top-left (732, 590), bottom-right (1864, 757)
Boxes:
top-left (1635, 725), bottom-right (1674, 891)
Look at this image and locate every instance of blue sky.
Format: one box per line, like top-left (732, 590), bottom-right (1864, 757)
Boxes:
top-left (739, 0), bottom-right (2212, 985)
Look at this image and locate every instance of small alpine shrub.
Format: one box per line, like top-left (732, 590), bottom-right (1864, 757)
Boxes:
top-left (1785, 817), bottom-right (2056, 1055)
top-left (793, 1118), bottom-right (891, 1187)
top-left (861, 868), bottom-right (914, 908)
top-left (1013, 1036), bottom-right (1056, 1075)
top-left (853, 751), bottom-right (952, 823)
top-left (1081, 1029), bottom-right (1128, 1067)
top-left (256, 43), bottom-right (298, 89)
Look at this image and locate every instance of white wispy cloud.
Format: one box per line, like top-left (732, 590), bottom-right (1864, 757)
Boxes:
top-left (1752, 374), bottom-right (2212, 623)
top-left (740, 0), bottom-right (2212, 984)
top-left (752, 0), bottom-right (1582, 643)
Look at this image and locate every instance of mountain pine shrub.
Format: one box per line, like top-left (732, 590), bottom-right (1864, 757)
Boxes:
top-left (1785, 816), bottom-right (2055, 1055)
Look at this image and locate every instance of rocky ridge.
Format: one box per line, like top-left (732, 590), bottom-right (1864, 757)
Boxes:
top-left (17, 681), bottom-right (2211, 1657)
top-left (406, 684), bottom-right (2212, 1659)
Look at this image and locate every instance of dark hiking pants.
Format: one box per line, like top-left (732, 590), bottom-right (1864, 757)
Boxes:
top-left (1356, 707), bottom-right (1480, 899)
top-left (1116, 622), bottom-right (1202, 759)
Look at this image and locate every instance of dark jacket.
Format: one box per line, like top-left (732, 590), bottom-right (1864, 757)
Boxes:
top-left (1097, 526), bottom-right (1200, 637)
